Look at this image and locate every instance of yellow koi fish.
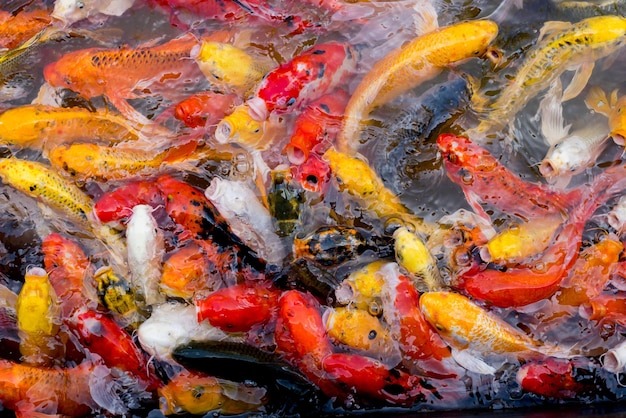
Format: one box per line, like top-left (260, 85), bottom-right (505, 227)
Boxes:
top-left (324, 306), bottom-right (402, 367)
top-left (393, 226), bottom-right (443, 291)
top-left (334, 260), bottom-right (389, 315)
top-left (16, 267), bottom-right (62, 367)
top-left (420, 291), bottom-right (557, 374)
top-left (0, 104), bottom-right (144, 150)
top-left (336, 19), bottom-right (498, 154)
top-left (323, 147), bottom-right (435, 236)
top-left (474, 15), bottom-right (626, 135)
top-left (192, 41), bottom-right (270, 96)
top-left (585, 85), bottom-right (626, 145)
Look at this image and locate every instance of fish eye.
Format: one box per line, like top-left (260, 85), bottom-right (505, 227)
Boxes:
top-left (77, 1), bottom-right (84, 9)
top-left (286, 97), bottom-right (296, 106)
top-left (435, 324), bottom-right (444, 331)
top-left (447, 153), bottom-right (458, 164)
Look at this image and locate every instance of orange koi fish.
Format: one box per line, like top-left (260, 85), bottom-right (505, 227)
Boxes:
top-left (43, 233), bottom-right (94, 318)
top-left (43, 33), bottom-right (203, 125)
top-left (580, 294), bottom-right (626, 326)
top-left (0, 8), bottom-right (51, 50)
top-left (174, 90), bottom-right (241, 129)
top-left (0, 359), bottom-right (148, 416)
top-left (159, 241), bottom-right (221, 299)
top-left (337, 20), bottom-right (498, 154)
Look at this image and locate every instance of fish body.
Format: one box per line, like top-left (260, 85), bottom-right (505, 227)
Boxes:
top-left (554, 0), bottom-right (626, 20)
top-left (516, 357), bottom-right (596, 399)
top-left (0, 104), bottom-right (142, 149)
top-left (43, 233), bottom-right (94, 318)
top-left (174, 90), bottom-right (241, 129)
top-left (43, 33), bottom-right (202, 124)
top-left (324, 306), bottom-right (401, 367)
top-left (53, 0), bottom-right (136, 26)
top-left (16, 267), bottom-right (62, 366)
top-left (195, 282), bottom-right (281, 332)
top-left (205, 177), bottom-right (286, 264)
top-left (159, 370), bottom-right (266, 415)
top-left (436, 134), bottom-right (577, 221)
top-left (476, 15), bottom-right (626, 133)
top-left (215, 42), bottom-right (357, 147)
top-left (0, 9), bottom-right (51, 50)
top-left (393, 226), bottom-right (443, 291)
top-left (93, 266), bottom-right (145, 329)
top-left (193, 41), bottom-right (270, 96)
top-left (608, 194), bottom-right (626, 233)
top-left (0, 158), bottom-right (93, 226)
top-left (284, 89), bottom-right (350, 165)
top-left (268, 169), bottom-right (304, 235)
top-left (159, 241), bottom-right (221, 299)
top-left (0, 359), bottom-right (144, 416)
top-left (337, 19), bottom-right (498, 153)
top-left (126, 204), bottom-right (166, 306)
top-left (420, 291), bottom-right (545, 373)
top-left (93, 179), bottom-right (164, 224)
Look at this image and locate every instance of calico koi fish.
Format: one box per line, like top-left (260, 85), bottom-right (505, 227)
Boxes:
top-left (473, 15), bottom-right (626, 135)
top-left (284, 90), bottom-right (349, 165)
top-left (0, 359), bottom-right (148, 416)
top-left (337, 19), bottom-right (498, 154)
top-left (93, 266), bottom-right (146, 329)
top-left (215, 42), bottom-right (357, 148)
top-left (419, 291), bottom-right (551, 374)
top-left (159, 370), bottom-right (266, 415)
top-left (0, 104), bottom-right (145, 150)
top-left (436, 133), bottom-right (577, 221)
top-left (192, 41), bottom-right (270, 96)
top-left (16, 267), bottom-right (62, 367)
top-left (43, 33), bottom-right (203, 125)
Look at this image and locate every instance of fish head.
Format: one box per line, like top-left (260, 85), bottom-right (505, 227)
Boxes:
top-left (43, 48), bottom-right (99, 97)
top-left (215, 104), bottom-right (265, 148)
top-left (158, 371), bottom-right (224, 415)
top-left (436, 134), bottom-right (497, 183)
top-left (609, 95), bottom-right (626, 145)
top-left (52, 0), bottom-right (93, 26)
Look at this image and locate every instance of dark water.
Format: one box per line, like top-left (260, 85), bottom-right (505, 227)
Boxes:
top-left (2, 0), bottom-right (626, 417)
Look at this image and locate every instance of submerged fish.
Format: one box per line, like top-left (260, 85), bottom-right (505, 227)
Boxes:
top-left (52, 0), bottom-right (136, 26)
top-left (337, 19), bottom-right (498, 154)
top-left (473, 15), bottom-right (626, 135)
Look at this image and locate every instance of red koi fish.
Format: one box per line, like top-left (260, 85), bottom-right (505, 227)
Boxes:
top-left (581, 294), bottom-right (626, 326)
top-left (284, 90), bottom-right (349, 165)
top-left (249, 42), bottom-right (356, 120)
top-left (322, 353), bottom-right (428, 406)
top-left (291, 153), bottom-right (331, 193)
top-left (43, 33), bottom-right (204, 125)
top-left (71, 308), bottom-right (161, 391)
top-left (195, 282), bottom-right (281, 332)
top-left (174, 90), bottom-right (241, 129)
top-left (516, 357), bottom-right (598, 399)
top-left (436, 134), bottom-right (578, 221)
top-left (93, 179), bottom-right (164, 224)
top-left (0, 359), bottom-right (148, 416)
top-left (42, 233), bottom-right (94, 318)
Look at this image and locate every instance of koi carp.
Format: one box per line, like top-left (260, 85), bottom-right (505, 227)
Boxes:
top-left (215, 42), bottom-right (357, 148)
top-left (473, 15), bottom-right (626, 135)
top-left (0, 8), bottom-right (51, 50)
top-left (436, 133), bottom-right (577, 221)
top-left (174, 90), bottom-right (241, 129)
top-left (16, 267), bottom-right (62, 367)
top-left (159, 370), bottom-right (267, 415)
top-left (192, 41), bottom-right (271, 96)
top-left (393, 226), bottom-right (443, 291)
top-left (334, 260), bottom-right (389, 314)
top-left (337, 19), bottom-right (498, 154)
top-left (43, 33), bottom-right (203, 125)
top-left (0, 359), bottom-right (149, 416)
top-left (516, 357), bottom-right (600, 399)
top-left (159, 241), bottom-right (221, 299)
top-left (419, 291), bottom-right (553, 374)
top-left (93, 266), bottom-right (146, 329)
top-left (52, 0), bottom-right (136, 26)
top-left (0, 104), bottom-right (145, 150)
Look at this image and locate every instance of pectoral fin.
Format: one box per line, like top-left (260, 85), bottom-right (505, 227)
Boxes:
top-left (562, 62), bottom-right (594, 102)
top-left (451, 347), bottom-right (497, 375)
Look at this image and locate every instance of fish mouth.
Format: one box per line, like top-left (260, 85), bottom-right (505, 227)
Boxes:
top-left (538, 160), bottom-right (557, 178)
top-left (285, 144), bottom-right (307, 165)
top-left (611, 131), bottom-right (626, 146)
top-left (215, 120), bottom-right (233, 144)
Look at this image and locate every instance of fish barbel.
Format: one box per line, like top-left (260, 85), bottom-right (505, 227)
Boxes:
top-left (473, 15), bottom-right (626, 135)
top-left (337, 19), bottom-right (498, 154)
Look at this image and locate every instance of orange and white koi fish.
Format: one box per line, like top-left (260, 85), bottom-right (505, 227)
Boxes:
top-left (43, 33), bottom-right (203, 125)
top-left (337, 19), bottom-right (498, 154)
